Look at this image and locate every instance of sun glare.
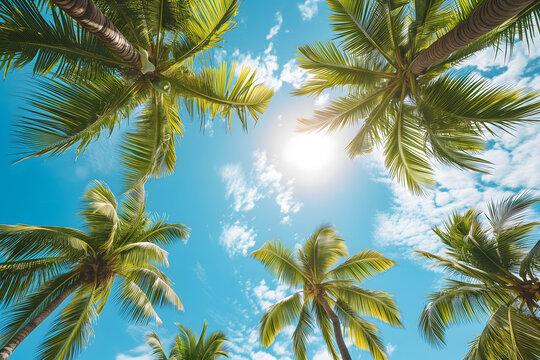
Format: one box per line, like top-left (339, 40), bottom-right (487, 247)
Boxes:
top-left (283, 133), bottom-right (340, 177)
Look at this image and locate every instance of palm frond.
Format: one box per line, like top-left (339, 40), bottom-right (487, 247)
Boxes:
top-left (0, 225), bottom-right (89, 261)
top-left (292, 302), bottom-right (314, 360)
top-left (328, 249), bottom-right (395, 282)
top-left (313, 303), bottom-right (340, 360)
top-left (329, 285), bottom-right (402, 326)
top-left (14, 77), bottom-right (146, 161)
top-left (418, 281), bottom-right (512, 346)
top-left (170, 62), bottom-right (273, 130)
top-left (38, 284), bottom-right (98, 360)
top-left (301, 227), bottom-right (348, 283)
top-left (259, 293), bottom-right (303, 347)
top-left (326, 0), bottom-right (397, 66)
top-left (0, 257), bottom-right (69, 307)
top-left (146, 331), bottom-right (169, 360)
top-left (0, 0), bottom-right (123, 78)
top-left (170, 0), bottom-right (239, 65)
top-left (251, 240), bottom-right (307, 287)
top-left (120, 94), bottom-right (181, 190)
top-left (333, 299), bottom-right (387, 360)
top-left (294, 41), bottom-right (393, 96)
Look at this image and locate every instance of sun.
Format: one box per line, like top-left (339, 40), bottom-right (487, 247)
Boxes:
top-left (282, 133), bottom-right (341, 177)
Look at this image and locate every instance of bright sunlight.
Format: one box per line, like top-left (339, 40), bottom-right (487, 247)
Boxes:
top-left (282, 133), bottom-right (341, 176)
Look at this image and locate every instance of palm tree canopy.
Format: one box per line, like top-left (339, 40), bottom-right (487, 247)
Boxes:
top-left (417, 192), bottom-right (540, 359)
top-left (0, 181), bottom-right (189, 360)
top-left (146, 322), bottom-right (228, 360)
top-left (251, 226), bottom-right (401, 360)
top-left (295, 0), bottom-right (540, 193)
top-left (0, 0), bottom-right (274, 190)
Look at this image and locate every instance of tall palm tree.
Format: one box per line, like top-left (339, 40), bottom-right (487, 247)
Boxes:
top-left (295, 0), bottom-right (540, 193)
top-left (0, 0), bottom-right (274, 190)
top-left (251, 226), bottom-right (402, 360)
top-left (147, 322), bottom-right (228, 360)
top-left (0, 181), bottom-right (189, 360)
top-left (417, 193), bottom-right (539, 359)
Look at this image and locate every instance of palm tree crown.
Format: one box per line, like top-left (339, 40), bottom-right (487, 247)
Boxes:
top-left (0, 0), bottom-right (274, 190)
top-left (295, 0), bottom-right (540, 193)
top-left (417, 192), bottom-right (539, 359)
top-left (0, 181), bottom-right (189, 360)
top-left (147, 322), bottom-right (228, 360)
top-left (251, 226), bottom-right (402, 360)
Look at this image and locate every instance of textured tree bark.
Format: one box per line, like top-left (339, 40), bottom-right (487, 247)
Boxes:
top-left (410, 0), bottom-right (536, 75)
top-left (52, 0), bottom-right (142, 70)
top-left (319, 297), bottom-right (352, 360)
top-left (0, 281), bottom-right (81, 360)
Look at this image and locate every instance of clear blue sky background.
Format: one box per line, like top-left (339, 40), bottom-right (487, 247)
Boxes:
top-left (1, 1), bottom-right (539, 360)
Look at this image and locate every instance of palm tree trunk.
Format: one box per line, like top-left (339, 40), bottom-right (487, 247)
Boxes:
top-left (410, 0), bottom-right (536, 75)
top-left (319, 298), bottom-right (352, 360)
top-left (51, 0), bottom-right (142, 70)
top-left (0, 281), bottom-right (81, 360)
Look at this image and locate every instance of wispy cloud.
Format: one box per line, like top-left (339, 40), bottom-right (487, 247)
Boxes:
top-left (266, 12), bottom-right (283, 40)
top-left (298, 0), bottom-right (322, 21)
top-left (220, 221), bottom-right (257, 257)
top-left (221, 164), bottom-right (260, 211)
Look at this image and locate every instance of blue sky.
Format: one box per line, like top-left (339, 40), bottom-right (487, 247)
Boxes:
top-left (1, 1), bottom-right (540, 360)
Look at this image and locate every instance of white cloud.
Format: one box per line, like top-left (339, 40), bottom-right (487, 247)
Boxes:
top-left (298, 0), bottom-right (322, 21)
top-left (253, 150), bottom-right (303, 219)
top-left (367, 124), bottom-right (540, 265)
top-left (266, 12), bottom-right (283, 40)
top-left (313, 348), bottom-right (333, 360)
top-left (235, 42), bottom-right (283, 90)
top-left (315, 92), bottom-right (330, 107)
top-left (221, 164), bottom-right (260, 211)
top-left (220, 222), bottom-right (257, 256)
top-left (253, 279), bottom-right (292, 311)
top-left (116, 344), bottom-right (151, 360)
top-left (280, 59), bottom-right (308, 89)
top-left (220, 151), bottom-right (303, 224)
top-left (386, 344), bottom-right (397, 356)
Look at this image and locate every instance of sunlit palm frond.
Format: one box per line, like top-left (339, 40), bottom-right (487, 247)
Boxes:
top-left (0, 225), bottom-right (89, 261)
top-left (0, 272), bottom-right (81, 349)
top-left (419, 280), bottom-right (512, 346)
top-left (250, 240), bottom-right (306, 287)
top-left (121, 94), bottom-right (181, 190)
top-left (0, 257), bottom-right (68, 307)
top-left (328, 249), bottom-right (395, 283)
top-left (0, 0), bottom-right (123, 78)
top-left (330, 285), bottom-right (402, 326)
top-left (294, 41), bottom-right (393, 96)
top-left (464, 305), bottom-right (540, 360)
top-left (38, 285), bottom-right (98, 360)
top-left (326, 0), bottom-right (397, 66)
top-left (171, 0), bottom-right (239, 64)
top-left (333, 299), bottom-right (387, 360)
top-left (171, 62), bottom-right (273, 130)
top-left (259, 293), bottom-right (303, 347)
top-left (116, 276), bottom-right (163, 326)
top-left (291, 302), bottom-right (313, 360)
top-left (313, 303), bottom-right (340, 360)
top-left (301, 227), bottom-right (348, 283)
top-left (15, 77), bottom-right (147, 162)
top-left (146, 331), bottom-right (169, 360)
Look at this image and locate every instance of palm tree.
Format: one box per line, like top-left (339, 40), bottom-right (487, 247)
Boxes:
top-left (0, 181), bottom-right (189, 360)
top-left (295, 0), bottom-right (540, 193)
top-left (251, 226), bottom-right (402, 360)
top-left (417, 193), bottom-right (539, 359)
top-left (0, 0), bottom-right (274, 189)
top-left (147, 322), bottom-right (228, 360)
